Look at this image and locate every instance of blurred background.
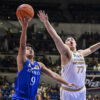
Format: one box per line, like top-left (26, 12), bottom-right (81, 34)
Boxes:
top-left (0, 0), bottom-right (100, 100)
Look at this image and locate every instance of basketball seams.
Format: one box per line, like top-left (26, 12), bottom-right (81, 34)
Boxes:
top-left (16, 8), bottom-right (23, 19)
top-left (21, 8), bottom-right (34, 18)
top-left (20, 9), bottom-right (24, 19)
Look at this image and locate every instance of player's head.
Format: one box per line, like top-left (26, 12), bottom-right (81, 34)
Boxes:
top-left (65, 36), bottom-right (77, 49)
top-left (26, 44), bottom-right (34, 59)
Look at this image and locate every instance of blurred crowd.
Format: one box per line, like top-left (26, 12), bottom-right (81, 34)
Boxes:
top-left (78, 32), bottom-right (100, 51)
top-left (37, 82), bottom-right (60, 100)
top-left (68, 4), bottom-right (100, 23)
top-left (0, 28), bottom-right (100, 55)
top-left (0, 76), bottom-right (15, 100)
top-left (0, 28), bottom-right (57, 54)
top-left (0, 55), bottom-right (100, 74)
top-left (87, 94), bottom-right (100, 100)
top-left (0, 56), bottom-right (16, 72)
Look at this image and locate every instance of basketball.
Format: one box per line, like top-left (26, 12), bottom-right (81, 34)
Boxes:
top-left (16, 4), bottom-right (34, 21)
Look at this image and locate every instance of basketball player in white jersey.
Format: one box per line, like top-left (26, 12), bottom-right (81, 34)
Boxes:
top-left (38, 10), bottom-right (100, 100)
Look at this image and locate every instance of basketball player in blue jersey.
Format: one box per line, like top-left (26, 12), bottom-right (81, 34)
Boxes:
top-left (38, 10), bottom-right (100, 100)
top-left (12, 17), bottom-right (78, 100)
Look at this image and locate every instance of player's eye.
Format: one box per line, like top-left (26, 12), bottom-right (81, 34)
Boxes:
top-left (27, 47), bottom-right (30, 50)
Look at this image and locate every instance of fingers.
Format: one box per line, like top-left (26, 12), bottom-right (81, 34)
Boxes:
top-left (43, 10), bottom-right (45, 14)
top-left (69, 83), bottom-right (79, 89)
top-left (18, 18), bottom-right (23, 25)
top-left (38, 10), bottom-right (48, 20)
top-left (38, 10), bottom-right (46, 16)
top-left (72, 83), bottom-right (79, 88)
top-left (24, 16), bottom-right (29, 22)
top-left (37, 13), bottom-right (40, 18)
top-left (18, 17), bottom-right (28, 28)
top-left (76, 85), bottom-right (79, 89)
top-left (18, 18), bottom-right (23, 23)
top-left (18, 18), bottom-right (22, 23)
top-left (46, 14), bottom-right (48, 17)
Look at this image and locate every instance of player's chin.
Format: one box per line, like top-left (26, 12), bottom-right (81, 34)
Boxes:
top-left (70, 45), bottom-right (75, 48)
top-left (27, 54), bottom-right (33, 59)
top-left (69, 45), bottom-right (73, 48)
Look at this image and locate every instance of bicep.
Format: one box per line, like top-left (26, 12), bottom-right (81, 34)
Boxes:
top-left (55, 37), bottom-right (66, 53)
top-left (79, 49), bottom-right (91, 57)
top-left (17, 49), bottom-right (27, 72)
top-left (18, 46), bottom-right (26, 62)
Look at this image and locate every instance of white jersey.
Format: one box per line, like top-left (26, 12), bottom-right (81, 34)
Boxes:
top-left (61, 52), bottom-right (86, 89)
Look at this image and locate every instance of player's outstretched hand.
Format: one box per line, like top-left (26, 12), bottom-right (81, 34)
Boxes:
top-left (67, 83), bottom-right (79, 88)
top-left (37, 10), bottom-right (48, 23)
top-left (19, 17), bottom-right (28, 29)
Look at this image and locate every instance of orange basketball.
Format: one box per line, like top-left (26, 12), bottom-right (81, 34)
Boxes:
top-left (16, 4), bottom-right (34, 21)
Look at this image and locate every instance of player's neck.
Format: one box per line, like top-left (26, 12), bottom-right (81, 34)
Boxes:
top-left (70, 47), bottom-right (77, 53)
top-left (29, 58), bottom-right (34, 65)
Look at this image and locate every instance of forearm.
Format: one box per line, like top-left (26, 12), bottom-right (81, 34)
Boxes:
top-left (41, 62), bottom-right (71, 87)
top-left (52, 73), bottom-right (69, 86)
top-left (20, 27), bottom-right (27, 49)
top-left (89, 42), bottom-right (100, 53)
top-left (44, 21), bottom-right (61, 42)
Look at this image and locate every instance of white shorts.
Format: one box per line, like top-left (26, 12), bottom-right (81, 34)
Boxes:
top-left (60, 86), bottom-right (86, 100)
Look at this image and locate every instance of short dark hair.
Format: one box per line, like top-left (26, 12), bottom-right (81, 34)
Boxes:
top-left (26, 43), bottom-right (33, 48)
top-left (26, 43), bottom-right (35, 53)
top-left (66, 36), bottom-right (77, 41)
top-left (61, 33), bottom-right (77, 42)
top-left (63, 35), bottom-right (77, 42)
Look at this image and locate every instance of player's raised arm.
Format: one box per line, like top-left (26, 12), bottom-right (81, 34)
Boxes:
top-left (39, 62), bottom-right (78, 88)
top-left (38, 10), bottom-right (72, 59)
top-left (78, 42), bottom-right (100, 57)
top-left (17, 18), bottom-right (28, 72)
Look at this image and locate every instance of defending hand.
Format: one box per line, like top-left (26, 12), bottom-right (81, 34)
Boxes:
top-left (67, 83), bottom-right (79, 89)
top-left (37, 10), bottom-right (48, 23)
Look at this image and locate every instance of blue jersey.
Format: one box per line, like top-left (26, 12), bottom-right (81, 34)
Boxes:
top-left (12, 59), bottom-right (41, 100)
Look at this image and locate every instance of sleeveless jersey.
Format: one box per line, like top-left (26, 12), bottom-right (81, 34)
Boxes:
top-left (61, 52), bottom-right (86, 89)
top-left (12, 59), bottom-right (41, 100)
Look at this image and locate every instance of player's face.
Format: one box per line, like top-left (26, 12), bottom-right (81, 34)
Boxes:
top-left (26, 46), bottom-right (34, 59)
top-left (65, 37), bottom-right (77, 49)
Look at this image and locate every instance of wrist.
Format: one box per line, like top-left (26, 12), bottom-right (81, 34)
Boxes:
top-left (65, 82), bottom-right (69, 86)
top-left (43, 20), bottom-right (48, 24)
top-left (22, 25), bottom-right (27, 30)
